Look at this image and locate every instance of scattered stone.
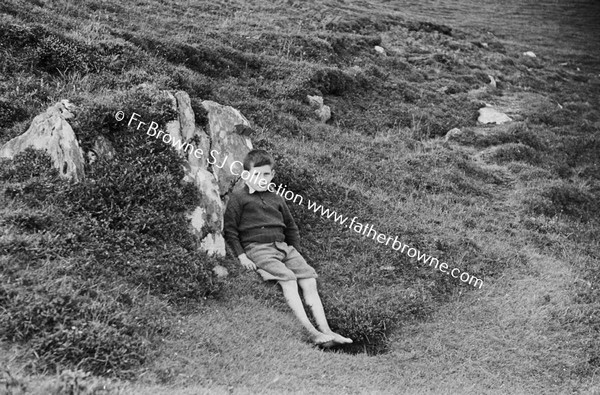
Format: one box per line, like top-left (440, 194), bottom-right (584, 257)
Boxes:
top-left (444, 128), bottom-right (463, 142)
top-left (212, 264), bottom-right (229, 278)
top-left (478, 106), bottom-right (512, 124)
top-left (0, 99), bottom-right (85, 181)
top-left (488, 75), bottom-right (497, 88)
top-left (523, 51), bottom-right (536, 58)
top-left (307, 95), bottom-right (331, 123)
top-left (307, 95), bottom-right (324, 108)
top-left (380, 266), bottom-right (396, 271)
top-left (374, 45), bottom-right (386, 55)
top-left (92, 135), bottom-right (115, 160)
top-left (87, 135), bottom-right (115, 164)
top-left (315, 105), bottom-right (331, 123)
top-left (345, 65), bottom-right (363, 77)
top-left (86, 151), bottom-right (97, 164)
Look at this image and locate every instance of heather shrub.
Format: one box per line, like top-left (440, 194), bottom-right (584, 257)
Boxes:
top-left (483, 143), bottom-right (540, 164)
top-left (524, 181), bottom-right (599, 221)
top-left (0, 99), bottom-right (28, 127)
top-left (36, 34), bottom-right (97, 74)
top-left (0, 148), bottom-right (58, 182)
top-left (0, 274), bottom-right (169, 377)
top-left (0, 91), bottom-right (222, 375)
top-left (321, 285), bottom-right (432, 355)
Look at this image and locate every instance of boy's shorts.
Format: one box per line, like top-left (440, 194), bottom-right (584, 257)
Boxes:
top-left (244, 241), bottom-right (318, 282)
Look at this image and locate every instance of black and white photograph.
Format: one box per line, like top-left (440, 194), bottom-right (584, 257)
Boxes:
top-left (1, 0), bottom-right (599, 393)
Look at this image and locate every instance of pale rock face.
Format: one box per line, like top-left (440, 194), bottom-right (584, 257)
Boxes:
top-left (316, 105), bottom-right (332, 123)
top-left (374, 45), bottom-right (386, 55)
top-left (444, 127), bottom-right (463, 142)
top-left (307, 95), bottom-right (331, 123)
top-left (0, 99), bottom-right (85, 181)
top-left (92, 135), bottom-right (115, 160)
top-left (478, 106), bottom-right (512, 125)
top-left (212, 264), bottom-right (229, 278)
top-left (165, 92), bottom-right (183, 145)
top-left (307, 95), bottom-right (324, 107)
top-left (188, 168), bottom-right (225, 244)
top-left (201, 100), bottom-right (253, 194)
top-left (174, 91), bottom-right (196, 141)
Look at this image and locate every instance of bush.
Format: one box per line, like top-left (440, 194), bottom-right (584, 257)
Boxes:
top-left (321, 285), bottom-right (432, 355)
top-left (0, 99), bottom-right (28, 128)
top-left (0, 148), bottom-right (58, 182)
top-left (525, 181), bottom-right (599, 221)
top-left (482, 143), bottom-right (540, 164)
top-left (0, 269), bottom-right (171, 377)
top-left (35, 34), bottom-right (97, 74)
top-left (307, 67), bottom-right (356, 96)
top-left (0, 85), bottom-right (223, 376)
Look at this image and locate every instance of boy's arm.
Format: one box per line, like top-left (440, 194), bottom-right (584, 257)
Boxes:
top-left (280, 198), bottom-right (301, 250)
top-left (223, 194), bottom-right (246, 258)
top-left (223, 194), bottom-right (257, 271)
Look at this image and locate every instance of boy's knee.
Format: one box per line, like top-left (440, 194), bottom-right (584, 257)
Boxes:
top-left (278, 279), bottom-right (298, 290)
top-left (298, 277), bottom-right (317, 289)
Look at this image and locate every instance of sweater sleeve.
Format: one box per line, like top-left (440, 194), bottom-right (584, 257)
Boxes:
top-left (280, 198), bottom-right (300, 250)
top-left (223, 193), bottom-right (245, 257)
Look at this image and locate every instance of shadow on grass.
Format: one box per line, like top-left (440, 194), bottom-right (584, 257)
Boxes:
top-left (320, 339), bottom-right (389, 356)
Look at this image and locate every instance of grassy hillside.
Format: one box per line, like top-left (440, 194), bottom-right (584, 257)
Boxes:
top-left (1, 0), bottom-right (599, 393)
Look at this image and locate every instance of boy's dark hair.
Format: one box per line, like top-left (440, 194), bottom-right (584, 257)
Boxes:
top-left (243, 149), bottom-right (275, 171)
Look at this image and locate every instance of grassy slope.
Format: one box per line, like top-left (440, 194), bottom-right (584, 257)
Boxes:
top-left (1, 0), bottom-right (599, 393)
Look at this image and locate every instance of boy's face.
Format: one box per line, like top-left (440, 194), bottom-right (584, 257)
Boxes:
top-left (246, 164), bottom-right (275, 192)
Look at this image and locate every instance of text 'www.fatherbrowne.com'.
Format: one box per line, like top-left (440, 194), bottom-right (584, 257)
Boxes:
top-left (118, 110), bottom-right (484, 289)
top-left (304, 199), bottom-right (484, 289)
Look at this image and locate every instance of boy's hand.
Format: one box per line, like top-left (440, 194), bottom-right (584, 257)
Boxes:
top-left (238, 254), bottom-right (257, 271)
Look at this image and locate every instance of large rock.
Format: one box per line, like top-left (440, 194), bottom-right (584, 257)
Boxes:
top-left (164, 92), bottom-right (253, 257)
top-left (1, 89), bottom-right (253, 258)
top-left (202, 100), bottom-right (254, 194)
top-left (0, 99), bottom-right (85, 181)
top-left (478, 106), bottom-right (512, 125)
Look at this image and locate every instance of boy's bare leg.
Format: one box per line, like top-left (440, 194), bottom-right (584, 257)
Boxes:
top-left (298, 278), bottom-right (353, 344)
top-left (278, 280), bottom-right (334, 345)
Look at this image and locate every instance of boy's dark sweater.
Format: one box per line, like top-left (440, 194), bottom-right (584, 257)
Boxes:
top-left (223, 183), bottom-right (300, 257)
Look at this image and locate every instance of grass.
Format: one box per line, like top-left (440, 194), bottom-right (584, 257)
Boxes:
top-left (1, 0), bottom-right (599, 393)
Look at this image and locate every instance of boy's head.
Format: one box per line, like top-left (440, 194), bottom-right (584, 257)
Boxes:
top-left (242, 149), bottom-right (275, 192)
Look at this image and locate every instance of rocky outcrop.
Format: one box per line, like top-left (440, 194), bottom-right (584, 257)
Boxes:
top-left (2, 89), bottom-right (253, 257)
top-left (202, 100), bottom-right (254, 193)
top-left (163, 91), bottom-right (253, 256)
top-left (0, 100), bottom-right (85, 181)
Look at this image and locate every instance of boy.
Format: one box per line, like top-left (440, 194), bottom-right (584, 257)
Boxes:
top-left (223, 149), bottom-right (352, 347)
